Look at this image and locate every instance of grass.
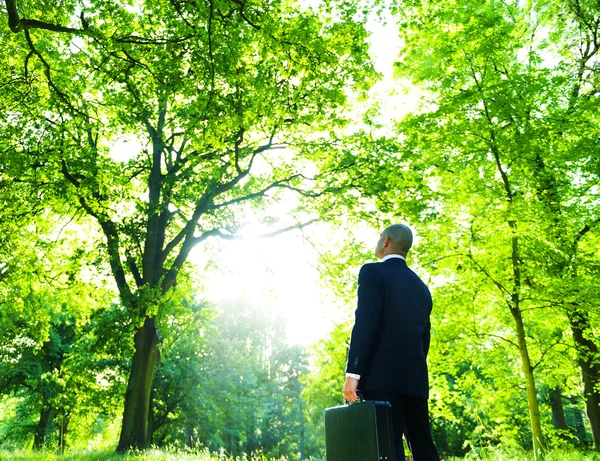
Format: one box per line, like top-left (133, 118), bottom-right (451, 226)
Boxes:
top-left (1, 448), bottom-right (599, 461)
top-left (0, 448), bottom-right (289, 461)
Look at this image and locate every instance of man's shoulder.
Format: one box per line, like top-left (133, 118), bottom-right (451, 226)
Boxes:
top-left (359, 261), bottom-right (381, 272)
top-left (358, 262), bottom-right (382, 279)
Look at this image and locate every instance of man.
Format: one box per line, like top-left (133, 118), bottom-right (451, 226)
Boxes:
top-left (342, 224), bottom-right (440, 461)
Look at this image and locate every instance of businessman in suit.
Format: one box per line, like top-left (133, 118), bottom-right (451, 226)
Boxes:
top-left (342, 224), bottom-right (439, 461)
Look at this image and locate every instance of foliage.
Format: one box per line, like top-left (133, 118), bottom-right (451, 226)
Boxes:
top-left (448, 447), bottom-right (600, 461)
top-left (300, 322), bottom-right (350, 458)
top-left (2, 447), bottom-right (600, 460)
top-left (151, 296), bottom-right (310, 460)
top-left (386, 0), bottom-right (600, 451)
top-left (0, 211), bottom-right (120, 450)
top-left (2, 0), bottom-right (600, 456)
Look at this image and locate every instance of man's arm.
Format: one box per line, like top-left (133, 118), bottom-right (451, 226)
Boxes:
top-left (345, 264), bottom-right (384, 378)
top-left (423, 319), bottom-right (431, 357)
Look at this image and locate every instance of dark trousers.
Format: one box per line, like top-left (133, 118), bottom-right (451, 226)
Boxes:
top-left (362, 391), bottom-right (440, 461)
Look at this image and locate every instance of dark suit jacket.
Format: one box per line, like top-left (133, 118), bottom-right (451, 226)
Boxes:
top-left (345, 257), bottom-right (432, 399)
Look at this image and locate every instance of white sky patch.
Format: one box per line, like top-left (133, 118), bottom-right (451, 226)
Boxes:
top-left (366, 13), bottom-right (401, 80)
top-left (189, 216), bottom-right (426, 346)
top-left (110, 136), bottom-right (144, 162)
top-left (364, 13), bottom-right (426, 125)
top-left (191, 226), bottom-right (341, 345)
top-left (70, 36), bottom-right (86, 53)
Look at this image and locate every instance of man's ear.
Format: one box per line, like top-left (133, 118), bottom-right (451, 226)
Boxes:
top-left (384, 236), bottom-right (390, 248)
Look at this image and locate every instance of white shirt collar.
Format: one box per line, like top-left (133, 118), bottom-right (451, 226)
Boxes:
top-left (381, 254), bottom-right (405, 262)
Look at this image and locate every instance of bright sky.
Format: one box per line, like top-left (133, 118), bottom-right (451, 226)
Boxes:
top-left (190, 219), bottom-right (382, 345)
top-left (190, 225), bottom-right (338, 345)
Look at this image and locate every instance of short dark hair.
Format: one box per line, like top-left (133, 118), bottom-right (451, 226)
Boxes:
top-left (383, 224), bottom-right (413, 253)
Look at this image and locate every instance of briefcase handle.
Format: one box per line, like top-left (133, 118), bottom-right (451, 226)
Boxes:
top-left (344, 390), bottom-right (365, 405)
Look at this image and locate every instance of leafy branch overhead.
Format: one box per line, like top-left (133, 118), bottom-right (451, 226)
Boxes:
top-left (4, 0), bottom-right (376, 297)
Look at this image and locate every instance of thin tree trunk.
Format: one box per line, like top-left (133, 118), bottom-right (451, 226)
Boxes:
top-left (570, 400), bottom-right (589, 443)
top-left (486, 104), bottom-right (546, 455)
top-left (57, 412), bottom-right (70, 454)
top-left (509, 225), bottom-right (545, 455)
top-left (510, 304), bottom-right (545, 455)
top-left (148, 385), bottom-right (155, 446)
top-left (117, 316), bottom-right (161, 451)
top-left (33, 406), bottom-right (52, 449)
top-left (186, 427), bottom-right (194, 448)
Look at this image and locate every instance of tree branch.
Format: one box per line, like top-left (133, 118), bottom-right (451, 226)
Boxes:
top-left (200, 219), bottom-right (319, 242)
top-left (5, 0), bottom-right (86, 33)
top-left (61, 160), bottom-right (133, 301)
top-left (211, 173), bottom-right (309, 209)
top-left (214, 141), bottom-right (286, 195)
top-left (126, 252), bottom-right (143, 288)
top-left (162, 217), bottom-right (318, 293)
top-left (465, 253), bottom-right (513, 299)
top-left (160, 180), bottom-right (219, 273)
top-left (23, 29), bottom-right (82, 115)
top-left (230, 0), bottom-right (261, 30)
top-left (531, 340), bottom-right (566, 371)
top-left (113, 34), bottom-right (193, 45)
top-left (573, 217), bottom-right (600, 249)
top-left (468, 327), bottom-right (519, 350)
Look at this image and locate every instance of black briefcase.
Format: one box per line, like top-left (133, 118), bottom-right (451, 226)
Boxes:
top-left (324, 399), bottom-right (396, 461)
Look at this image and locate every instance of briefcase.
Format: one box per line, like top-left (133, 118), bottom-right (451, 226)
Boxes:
top-left (324, 399), bottom-right (396, 461)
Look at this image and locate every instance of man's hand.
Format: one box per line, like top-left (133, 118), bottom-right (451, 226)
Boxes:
top-left (342, 377), bottom-right (360, 403)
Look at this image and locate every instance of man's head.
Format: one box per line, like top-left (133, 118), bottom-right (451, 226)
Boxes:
top-left (374, 224), bottom-right (413, 259)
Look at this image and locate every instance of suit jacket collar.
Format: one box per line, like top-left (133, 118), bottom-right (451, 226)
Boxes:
top-left (381, 255), bottom-right (407, 267)
top-left (381, 254), bottom-right (405, 262)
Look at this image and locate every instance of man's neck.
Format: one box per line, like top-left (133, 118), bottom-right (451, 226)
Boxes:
top-left (381, 254), bottom-right (405, 262)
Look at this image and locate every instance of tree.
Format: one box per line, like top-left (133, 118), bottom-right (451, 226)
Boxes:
top-left (149, 293), bottom-right (311, 460)
top-left (2, 0), bottom-right (376, 450)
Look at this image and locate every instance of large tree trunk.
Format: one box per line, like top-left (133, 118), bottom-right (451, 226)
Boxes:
top-left (569, 308), bottom-right (600, 447)
top-left (33, 406), bottom-right (52, 449)
top-left (117, 316), bottom-right (161, 451)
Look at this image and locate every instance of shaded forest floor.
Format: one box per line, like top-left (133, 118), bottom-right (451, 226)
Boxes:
top-left (0, 448), bottom-right (599, 460)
